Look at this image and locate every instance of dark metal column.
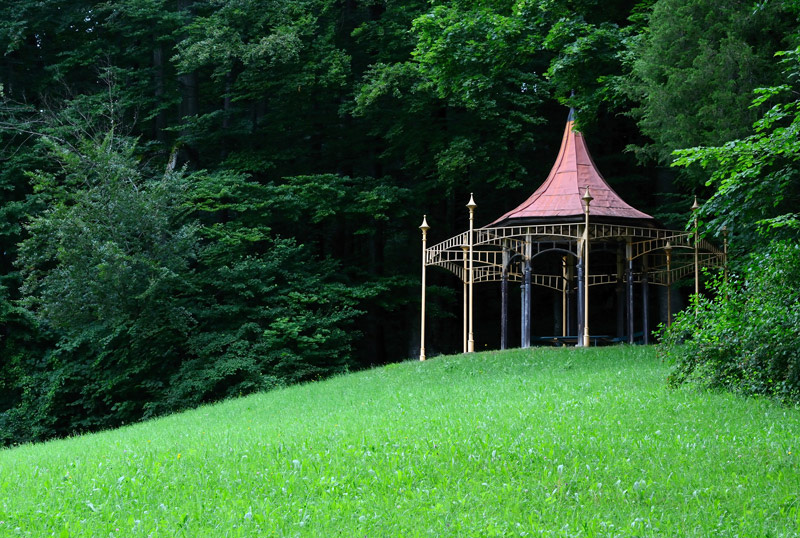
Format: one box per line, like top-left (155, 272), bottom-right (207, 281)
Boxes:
top-left (642, 255), bottom-right (650, 345)
top-left (566, 256), bottom-right (575, 337)
top-left (627, 254), bottom-right (635, 345)
top-left (616, 246), bottom-right (625, 340)
top-left (500, 245), bottom-right (510, 350)
top-left (522, 258), bottom-right (532, 348)
top-left (566, 287), bottom-right (574, 337)
top-left (501, 268), bottom-right (509, 350)
top-left (520, 281), bottom-right (526, 348)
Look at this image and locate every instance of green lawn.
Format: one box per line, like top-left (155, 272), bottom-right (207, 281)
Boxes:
top-left (2, 346), bottom-right (799, 537)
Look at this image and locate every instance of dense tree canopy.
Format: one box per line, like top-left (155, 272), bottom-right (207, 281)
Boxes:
top-left (627, 0), bottom-right (796, 165)
top-left (1, 0), bottom-right (798, 443)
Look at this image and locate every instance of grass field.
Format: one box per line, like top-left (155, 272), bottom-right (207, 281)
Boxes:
top-left (2, 346), bottom-right (799, 537)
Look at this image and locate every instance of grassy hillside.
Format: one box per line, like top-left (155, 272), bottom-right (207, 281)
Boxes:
top-left (2, 346), bottom-right (799, 537)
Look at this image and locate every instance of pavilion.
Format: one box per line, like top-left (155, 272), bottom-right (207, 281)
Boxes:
top-left (418, 110), bottom-right (726, 359)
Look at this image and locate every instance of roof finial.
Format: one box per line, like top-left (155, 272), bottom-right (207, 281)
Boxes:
top-left (568, 90), bottom-right (576, 122)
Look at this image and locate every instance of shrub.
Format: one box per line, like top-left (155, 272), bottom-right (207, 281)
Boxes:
top-left (660, 240), bottom-right (800, 402)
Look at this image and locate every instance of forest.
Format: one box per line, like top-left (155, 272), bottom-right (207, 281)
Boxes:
top-left (1, 0), bottom-right (799, 445)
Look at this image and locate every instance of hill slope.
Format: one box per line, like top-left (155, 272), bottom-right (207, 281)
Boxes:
top-left (2, 346), bottom-right (799, 537)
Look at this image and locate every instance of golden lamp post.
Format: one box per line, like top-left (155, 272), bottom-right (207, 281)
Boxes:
top-left (419, 215), bottom-right (430, 361)
top-left (692, 196), bottom-right (700, 299)
top-left (722, 224), bottom-right (729, 286)
top-left (467, 193), bottom-right (477, 353)
top-left (461, 244), bottom-right (469, 353)
top-left (664, 241), bottom-right (672, 328)
top-left (582, 186), bottom-right (593, 348)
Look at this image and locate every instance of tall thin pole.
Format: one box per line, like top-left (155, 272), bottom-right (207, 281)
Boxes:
top-left (467, 194), bottom-right (477, 353)
top-left (665, 242), bottom-right (672, 328)
top-left (722, 225), bottom-right (729, 287)
top-left (692, 196), bottom-right (700, 300)
top-left (561, 256), bottom-right (567, 338)
top-left (641, 256), bottom-right (649, 345)
top-left (626, 239), bottom-right (634, 344)
top-left (576, 253), bottom-right (584, 345)
top-left (523, 254), bottom-right (531, 348)
top-left (501, 244), bottom-right (509, 350)
top-left (566, 256), bottom-right (574, 337)
top-left (419, 215), bottom-right (430, 361)
top-left (582, 186), bottom-right (593, 348)
top-left (461, 245), bottom-right (469, 353)
top-left (616, 246), bottom-right (625, 340)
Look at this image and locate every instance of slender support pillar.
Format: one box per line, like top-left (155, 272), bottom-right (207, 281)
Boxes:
top-left (566, 286), bottom-right (574, 337)
top-left (576, 253), bottom-right (585, 346)
top-left (665, 242), bottom-right (673, 329)
top-left (582, 187), bottom-right (592, 348)
top-left (692, 197), bottom-right (700, 304)
top-left (583, 241), bottom-right (590, 347)
top-left (419, 216), bottom-right (430, 361)
top-left (554, 285), bottom-right (562, 338)
top-left (666, 285), bottom-right (672, 328)
top-left (501, 248), bottom-right (509, 350)
top-left (616, 246), bottom-right (625, 340)
top-left (626, 241), bottom-right (634, 344)
top-left (561, 257), bottom-right (568, 337)
top-left (723, 226), bottom-right (729, 297)
top-left (461, 245), bottom-right (468, 353)
top-left (642, 256), bottom-right (650, 345)
top-left (467, 195), bottom-right (476, 352)
top-left (520, 283), bottom-right (526, 348)
top-left (694, 231), bottom-right (699, 298)
top-left (566, 256), bottom-right (575, 337)
top-left (522, 258), bottom-right (532, 348)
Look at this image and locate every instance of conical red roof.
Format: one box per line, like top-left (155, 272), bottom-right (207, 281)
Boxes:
top-left (492, 111), bottom-right (654, 225)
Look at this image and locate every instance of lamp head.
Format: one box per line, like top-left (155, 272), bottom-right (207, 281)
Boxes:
top-left (419, 215), bottom-right (430, 233)
top-left (582, 186), bottom-right (593, 214)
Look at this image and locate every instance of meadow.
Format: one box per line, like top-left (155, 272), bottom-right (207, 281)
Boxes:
top-left (1, 346), bottom-right (799, 537)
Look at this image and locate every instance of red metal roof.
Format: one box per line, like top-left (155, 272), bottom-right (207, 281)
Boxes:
top-left (491, 111), bottom-right (654, 225)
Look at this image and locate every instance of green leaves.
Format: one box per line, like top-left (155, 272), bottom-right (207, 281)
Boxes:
top-left (264, 174), bottom-right (409, 231)
top-left (670, 46), bottom-right (800, 246)
top-left (627, 0), bottom-right (794, 167)
top-left (544, 18), bottom-right (631, 125)
top-left (661, 241), bottom-right (800, 401)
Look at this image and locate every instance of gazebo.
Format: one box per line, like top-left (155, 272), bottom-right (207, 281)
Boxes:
top-left (418, 110), bottom-right (726, 360)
